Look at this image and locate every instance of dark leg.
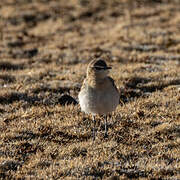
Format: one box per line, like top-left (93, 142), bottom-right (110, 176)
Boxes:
top-left (92, 115), bottom-right (96, 140)
top-left (104, 115), bottom-right (108, 138)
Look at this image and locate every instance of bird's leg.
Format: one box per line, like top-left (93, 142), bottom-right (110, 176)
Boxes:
top-left (104, 115), bottom-right (108, 138)
top-left (92, 115), bottom-right (96, 140)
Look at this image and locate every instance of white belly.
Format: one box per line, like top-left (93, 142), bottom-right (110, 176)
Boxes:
top-left (78, 87), bottom-right (119, 115)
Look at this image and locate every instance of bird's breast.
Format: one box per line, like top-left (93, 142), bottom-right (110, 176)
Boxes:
top-left (78, 85), bottom-right (119, 115)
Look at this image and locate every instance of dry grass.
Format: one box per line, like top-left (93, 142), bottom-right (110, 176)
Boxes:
top-left (0, 0), bottom-right (180, 179)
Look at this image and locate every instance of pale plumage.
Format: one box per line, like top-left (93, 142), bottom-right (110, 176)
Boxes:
top-left (78, 59), bottom-right (119, 139)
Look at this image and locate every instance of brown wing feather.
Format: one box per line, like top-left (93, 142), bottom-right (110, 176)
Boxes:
top-left (107, 76), bottom-right (119, 93)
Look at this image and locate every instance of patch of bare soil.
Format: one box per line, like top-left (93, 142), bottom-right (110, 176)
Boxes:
top-left (0, 0), bottom-right (180, 179)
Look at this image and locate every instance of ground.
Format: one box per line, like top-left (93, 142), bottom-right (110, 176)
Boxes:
top-left (0, 0), bottom-right (180, 179)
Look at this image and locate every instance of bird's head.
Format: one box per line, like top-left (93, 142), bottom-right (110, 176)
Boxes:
top-left (87, 59), bottom-right (111, 79)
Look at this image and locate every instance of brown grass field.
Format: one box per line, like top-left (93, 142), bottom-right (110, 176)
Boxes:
top-left (0, 0), bottom-right (180, 179)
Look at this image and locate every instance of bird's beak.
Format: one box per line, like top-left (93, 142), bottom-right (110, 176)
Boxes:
top-left (105, 66), bottom-right (112, 70)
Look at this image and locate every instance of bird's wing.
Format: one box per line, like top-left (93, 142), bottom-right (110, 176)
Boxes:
top-left (107, 76), bottom-right (119, 93)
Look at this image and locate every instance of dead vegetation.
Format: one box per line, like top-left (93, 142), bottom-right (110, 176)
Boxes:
top-left (0, 0), bottom-right (180, 179)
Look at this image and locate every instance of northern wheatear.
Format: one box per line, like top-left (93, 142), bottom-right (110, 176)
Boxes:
top-left (78, 59), bottom-right (120, 140)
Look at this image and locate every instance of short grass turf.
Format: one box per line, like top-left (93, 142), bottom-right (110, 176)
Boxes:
top-left (0, 0), bottom-right (180, 179)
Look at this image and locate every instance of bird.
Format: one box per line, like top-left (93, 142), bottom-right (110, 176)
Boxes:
top-left (78, 59), bottom-right (120, 140)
